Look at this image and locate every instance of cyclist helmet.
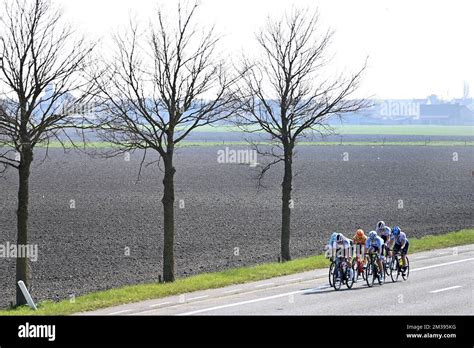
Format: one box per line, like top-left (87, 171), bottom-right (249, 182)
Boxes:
top-left (376, 221), bottom-right (385, 230)
top-left (368, 231), bottom-right (377, 240)
top-left (392, 226), bottom-right (401, 236)
top-left (356, 229), bottom-right (365, 238)
top-left (330, 232), bottom-right (338, 243)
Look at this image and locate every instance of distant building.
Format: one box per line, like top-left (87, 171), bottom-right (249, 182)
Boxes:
top-left (419, 103), bottom-right (473, 125)
top-left (339, 94), bottom-right (474, 125)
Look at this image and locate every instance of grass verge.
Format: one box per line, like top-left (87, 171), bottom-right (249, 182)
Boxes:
top-left (1, 228), bottom-right (473, 316)
top-left (333, 125), bottom-right (474, 137)
top-left (185, 125), bottom-right (474, 137)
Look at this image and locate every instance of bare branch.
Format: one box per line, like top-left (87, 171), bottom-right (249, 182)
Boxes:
top-left (92, 0), bottom-right (240, 166)
top-left (234, 7), bottom-right (368, 179)
top-left (0, 0), bottom-right (95, 172)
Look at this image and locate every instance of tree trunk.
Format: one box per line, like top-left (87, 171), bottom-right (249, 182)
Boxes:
top-left (162, 151), bottom-right (176, 282)
top-left (281, 147), bottom-right (293, 262)
top-left (16, 147), bottom-right (33, 306)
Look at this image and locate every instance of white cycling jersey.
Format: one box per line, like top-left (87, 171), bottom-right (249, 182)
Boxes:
top-left (391, 231), bottom-right (408, 245)
top-left (329, 236), bottom-right (351, 250)
top-left (376, 226), bottom-right (392, 238)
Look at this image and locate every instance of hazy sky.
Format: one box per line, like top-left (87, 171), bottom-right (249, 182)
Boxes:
top-left (58, 0), bottom-right (474, 100)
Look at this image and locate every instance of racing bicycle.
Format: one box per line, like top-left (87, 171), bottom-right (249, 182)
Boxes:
top-left (331, 256), bottom-right (354, 291)
top-left (365, 252), bottom-right (384, 287)
top-left (389, 251), bottom-right (410, 282)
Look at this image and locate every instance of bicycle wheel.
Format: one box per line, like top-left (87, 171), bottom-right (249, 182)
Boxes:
top-left (333, 266), bottom-right (342, 291)
top-left (329, 261), bottom-right (335, 287)
top-left (402, 256), bottom-right (410, 281)
top-left (352, 260), bottom-right (359, 282)
top-left (377, 264), bottom-right (384, 285)
top-left (384, 256), bottom-right (392, 276)
top-left (362, 255), bottom-right (369, 281)
top-left (390, 257), bottom-right (399, 282)
top-left (346, 266), bottom-right (354, 289)
top-left (365, 261), bottom-right (375, 287)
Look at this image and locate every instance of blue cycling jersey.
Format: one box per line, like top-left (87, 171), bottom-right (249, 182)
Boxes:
top-left (365, 236), bottom-right (384, 250)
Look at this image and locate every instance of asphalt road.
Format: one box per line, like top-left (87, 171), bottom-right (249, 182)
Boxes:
top-left (83, 244), bottom-right (474, 316)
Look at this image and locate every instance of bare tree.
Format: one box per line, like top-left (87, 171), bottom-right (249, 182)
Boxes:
top-left (93, 1), bottom-right (238, 282)
top-left (235, 8), bottom-right (368, 261)
top-left (0, 0), bottom-right (94, 305)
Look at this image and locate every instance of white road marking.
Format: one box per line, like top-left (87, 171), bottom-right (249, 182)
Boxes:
top-left (255, 283), bottom-right (275, 288)
top-left (150, 301), bottom-right (172, 308)
top-left (178, 257), bottom-right (474, 316)
top-left (188, 295), bottom-right (209, 301)
top-left (411, 257), bottom-right (474, 272)
top-left (133, 276), bottom-right (327, 315)
top-left (222, 288), bottom-right (243, 294)
top-left (131, 308), bottom-right (160, 316)
top-left (180, 285), bottom-right (332, 316)
top-left (285, 277), bottom-right (303, 282)
top-left (109, 309), bottom-right (132, 315)
top-left (178, 289), bottom-right (305, 315)
top-left (430, 286), bottom-right (462, 294)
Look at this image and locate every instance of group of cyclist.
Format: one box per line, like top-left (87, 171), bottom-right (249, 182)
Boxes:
top-left (326, 221), bottom-right (409, 282)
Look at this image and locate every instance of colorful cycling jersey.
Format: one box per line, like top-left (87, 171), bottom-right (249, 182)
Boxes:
top-left (352, 234), bottom-right (367, 245)
top-left (365, 236), bottom-right (384, 250)
top-left (391, 231), bottom-right (408, 245)
top-left (376, 226), bottom-right (392, 238)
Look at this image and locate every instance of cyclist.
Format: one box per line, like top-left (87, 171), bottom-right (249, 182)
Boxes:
top-left (389, 226), bottom-right (409, 274)
top-left (326, 232), bottom-right (352, 267)
top-left (325, 232), bottom-right (338, 255)
top-left (365, 231), bottom-right (385, 281)
top-left (352, 229), bottom-right (367, 279)
top-left (376, 221), bottom-right (392, 258)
